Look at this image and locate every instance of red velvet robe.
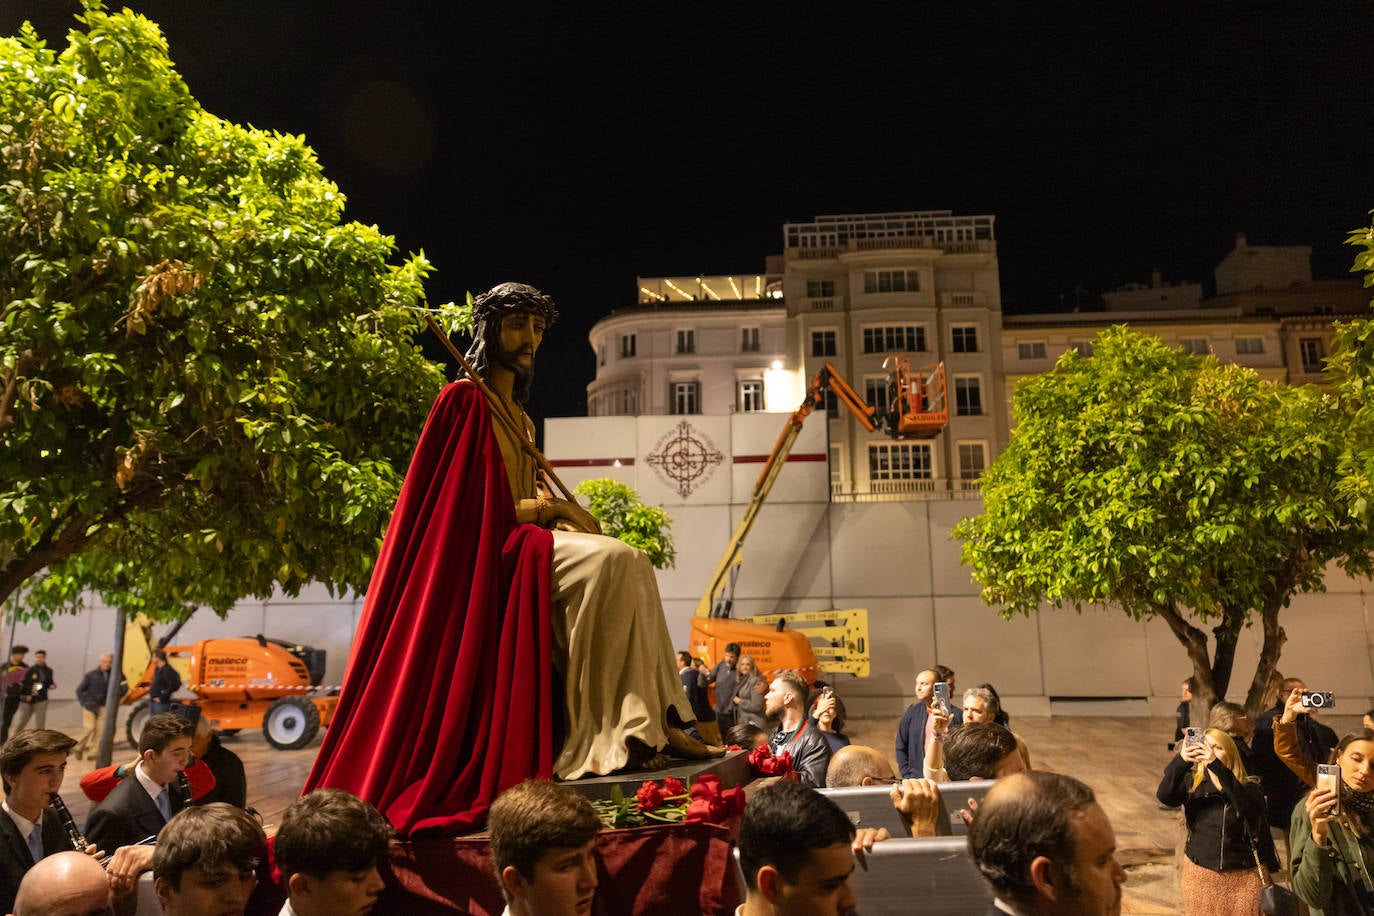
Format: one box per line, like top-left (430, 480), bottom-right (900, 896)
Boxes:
top-left (304, 381), bottom-right (556, 835)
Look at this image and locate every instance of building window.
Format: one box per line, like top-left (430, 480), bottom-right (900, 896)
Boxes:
top-left (1299, 337), bottom-right (1325, 373)
top-left (824, 390), bottom-right (839, 419)
top-left (740, 379), bottom-right (764, 413)
top-left (811, 329), bottom-right (837, 357)
top-left (954, 376), bottom-right (983, 416)
top-left (868, 442), bottom-right (933, 481)
top-left (1235, 337), bottom-right (1264, 355)
top-left (958, 442), bottom-right (987, 480)
top-left (862, 325), bottom-right (925, 354)
top-left (620, 334), bottom-right (636, 358)
top-left (864, 377), bottom-right (890, 419)
top-left (807, 279), bottom-right (836, 298)
top-left (598, 344), bottom-right (605, 367)
top-left (741, 327), bottom-right (760, 352)
top-left (863, 269), bottom-right (920, 294)
top-left (676, 329), bottom-right (696, 354)
top-left (1070, 340), bottom-right (1094, 357)
top-left (620, 389), bottom-right (639, 415)
top-left (1179, 337), bottom-right (1209, 356)
top-left (829, 443), bottom-right (844, 489)
top-left (952, 325), bottom-right (979, 353)
top-left (672, 381), bottom-right (700, 415)
top-left (1018, 341), bottom-right (1046, 360)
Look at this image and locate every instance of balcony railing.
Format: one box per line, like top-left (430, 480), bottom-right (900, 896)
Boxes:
top-left (829, 479), bottom-right (984, 502)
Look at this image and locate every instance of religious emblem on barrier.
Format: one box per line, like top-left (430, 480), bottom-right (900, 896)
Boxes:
top-left (645, 420), bottom-right (724, 499)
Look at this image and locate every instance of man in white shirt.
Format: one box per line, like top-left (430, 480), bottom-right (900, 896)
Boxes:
top-left (274, 788), bottom-right (392, 916)
top-left (85, 712), bottom-right (193, 897)
top-left (488, 780), bottom-right (600, 916)
top-left (967, 771), bottom-right (1126, 916)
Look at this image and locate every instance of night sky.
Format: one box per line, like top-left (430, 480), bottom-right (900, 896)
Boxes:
top-left (5, 3), bottom-right (1373, 421)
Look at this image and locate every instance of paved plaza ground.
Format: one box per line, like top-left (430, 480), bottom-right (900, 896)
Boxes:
top-left (36, 699), bottom-right (1361, 913)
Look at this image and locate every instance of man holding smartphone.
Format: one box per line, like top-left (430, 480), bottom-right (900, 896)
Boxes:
top-left (895, 668), bottom-right (963, 780)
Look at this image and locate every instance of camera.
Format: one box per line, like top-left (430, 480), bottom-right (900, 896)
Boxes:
top-left (1301, 691), bottom-right (1335, 709)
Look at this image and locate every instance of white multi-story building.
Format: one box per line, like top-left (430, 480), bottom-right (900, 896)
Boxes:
top-left (573, 215), bottom-right (1374, 718)
top-left (588, 211), bottom-right (1011, 496)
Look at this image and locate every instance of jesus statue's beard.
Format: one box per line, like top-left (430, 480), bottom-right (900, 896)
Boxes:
top-left (494, 345), bottom-right (536, 403)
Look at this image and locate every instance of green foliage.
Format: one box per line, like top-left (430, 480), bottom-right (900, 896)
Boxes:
top-left (953, 326), bottom-right (1374, 700)
top-left (572, 478), bottom-right (675, 570)
top-left (1328, 210), bottom-right (1374, 519)
top-left (0, 8), bottom-right (454, 622)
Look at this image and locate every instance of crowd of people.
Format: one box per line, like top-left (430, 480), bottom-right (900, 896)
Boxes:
top-left (1154, 672), bottom-right (1374, 916)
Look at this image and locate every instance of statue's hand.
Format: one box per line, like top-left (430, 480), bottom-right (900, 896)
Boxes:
top-left (549, 499), bottom-right (602, 535)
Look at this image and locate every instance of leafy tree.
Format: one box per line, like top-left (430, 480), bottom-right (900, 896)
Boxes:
top-left (573, 478), bottom-right (676, 569)
top-left (0, 6), bottom-right (465, 622)
top-left (953, 326), bottom-right (1374, 718)
top-left (1329, 209), bottom-right (1374, 519)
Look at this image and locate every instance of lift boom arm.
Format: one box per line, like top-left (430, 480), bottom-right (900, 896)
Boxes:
top-left (695, 363), bottom-right (877, 619)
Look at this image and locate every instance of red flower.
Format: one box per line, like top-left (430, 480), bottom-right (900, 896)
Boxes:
top-left (683, 774), bottom-right (746, 824)
top-left (635, 780), bottom-right (665, 811)
top-left (661, 776), bottom-right (687, 799)
top-left (747, 744), bottom-right (796, 778)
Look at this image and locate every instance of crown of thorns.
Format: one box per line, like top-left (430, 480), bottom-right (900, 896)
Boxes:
top-left (472, 282), bottom-right (559, 327)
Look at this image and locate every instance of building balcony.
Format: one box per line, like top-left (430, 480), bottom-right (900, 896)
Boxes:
top-left (829, 478), bottom-right (984, 502)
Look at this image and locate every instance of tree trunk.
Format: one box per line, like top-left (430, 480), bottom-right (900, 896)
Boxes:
top-left (1243, 595), bottom-right (1289, 718)
top-left (1209, 608), bottom-right (1245, 700)
top-left (1155, 602), bottom-right (1218, 725)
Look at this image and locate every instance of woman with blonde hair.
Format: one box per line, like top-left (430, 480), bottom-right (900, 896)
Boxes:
top-left (1157, 726), bottom-right (1280, 914)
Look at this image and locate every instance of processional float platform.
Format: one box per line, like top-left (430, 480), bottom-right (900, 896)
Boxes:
top-left (560, 748), bottom-right (752, 801)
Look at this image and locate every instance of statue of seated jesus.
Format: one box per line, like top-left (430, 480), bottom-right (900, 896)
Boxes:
top-left (305, 283), bottom-right (718, 835)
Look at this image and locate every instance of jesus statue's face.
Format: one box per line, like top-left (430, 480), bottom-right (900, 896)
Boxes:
top-left (496, 311), bottom-right (546, 377)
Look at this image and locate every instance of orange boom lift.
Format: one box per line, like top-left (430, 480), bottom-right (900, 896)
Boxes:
top-left (688, 358), bottom-right (946, 685)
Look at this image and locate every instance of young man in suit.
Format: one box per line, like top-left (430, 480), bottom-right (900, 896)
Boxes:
top-left (0, 730), bottom-right (87, 914)
top-left (84, 712), bottom-right (193, 853)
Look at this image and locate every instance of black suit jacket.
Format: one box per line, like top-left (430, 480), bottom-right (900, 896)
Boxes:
top-left (0, 808), bottom-right (76, 914)
top-left (85, 771), bottom-right (186, 852)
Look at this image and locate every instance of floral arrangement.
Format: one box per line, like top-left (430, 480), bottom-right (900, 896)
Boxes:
top-left (592, 774), bottom-right (745, 829)
top-left (747, 743), bottom-right (796, 780)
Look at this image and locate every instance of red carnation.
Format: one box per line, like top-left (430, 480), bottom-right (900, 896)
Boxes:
top-left (635, 780), bottom-right (665, 811)
top-left (661, 776), bottom-right (687, 799)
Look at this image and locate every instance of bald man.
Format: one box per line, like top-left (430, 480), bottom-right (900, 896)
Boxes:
top-left (824, 744), bottom-right (941, 837)
top-left (826, 744), bottom-right (897, 788)
top-left (10, 850), bottom-right (111, 916)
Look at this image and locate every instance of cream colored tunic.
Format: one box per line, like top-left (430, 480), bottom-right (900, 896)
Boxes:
top-left (490, 394), bottom-right (691, 778)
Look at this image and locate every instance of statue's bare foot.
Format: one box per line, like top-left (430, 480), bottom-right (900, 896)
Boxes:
top-left (663, 726), bottom-right (726, 760)
top-left (624, 737), bottom-right (674, 772)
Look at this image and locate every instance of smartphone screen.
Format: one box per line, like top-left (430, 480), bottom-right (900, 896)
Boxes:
top-left (1317, 763), bottom-right (1341, 816)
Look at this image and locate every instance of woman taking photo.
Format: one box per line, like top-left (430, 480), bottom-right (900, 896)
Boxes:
top-left (1291, 729), bottom-right (1374, 914)
top-left (1157, 727), bottom-right (1279, 914)
top-left (731, 654), bottom-right (768, 731)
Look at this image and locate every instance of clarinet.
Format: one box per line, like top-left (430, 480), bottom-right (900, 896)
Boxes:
top-left (48, 791), bottom-right (90, 854)
top-left (174, 769), bottom-right (194, 808)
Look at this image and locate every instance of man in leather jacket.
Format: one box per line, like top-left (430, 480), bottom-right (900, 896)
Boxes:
top-left (764, 671), bottom-right (830, 789)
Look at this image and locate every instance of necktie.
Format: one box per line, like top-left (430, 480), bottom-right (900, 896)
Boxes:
top-left (157, 788), bottom-right (171, 821)
top-left (26, 825), bottom-right (42, 862)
